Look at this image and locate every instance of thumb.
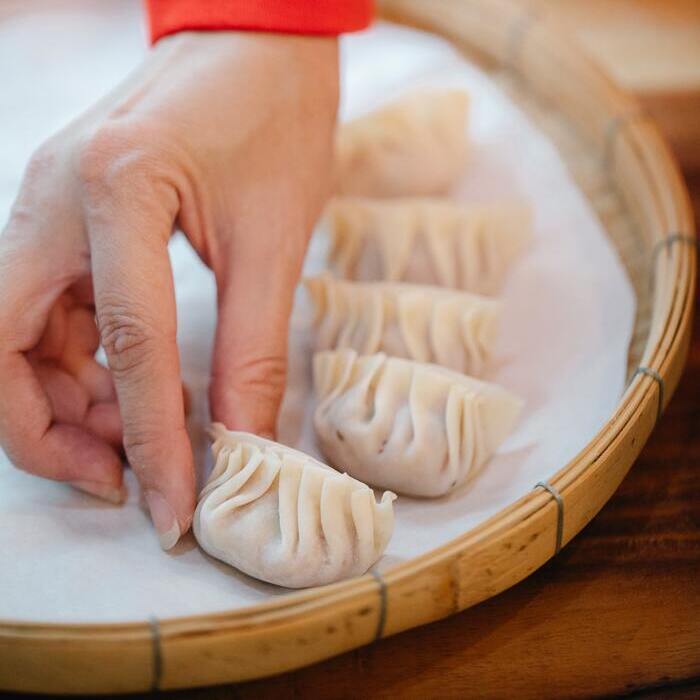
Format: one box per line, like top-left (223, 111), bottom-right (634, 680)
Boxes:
top-left (209, 224), bottom-right (306, 438)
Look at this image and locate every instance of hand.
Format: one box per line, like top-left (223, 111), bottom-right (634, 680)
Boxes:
top-left (0, 32), bottom-right (339, 548)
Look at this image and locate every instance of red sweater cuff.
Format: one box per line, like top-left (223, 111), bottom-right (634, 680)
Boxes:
top-left (145, 0), bottom-right (374, 43)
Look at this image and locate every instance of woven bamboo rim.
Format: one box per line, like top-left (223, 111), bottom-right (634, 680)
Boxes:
top-left (1, 0), bottom-right (695, 693)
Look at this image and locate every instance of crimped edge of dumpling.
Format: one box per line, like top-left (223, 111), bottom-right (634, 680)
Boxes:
top-left (313, 350), bottom-right (523, 459)
top-left (207, 423), bottom-right (398, 502)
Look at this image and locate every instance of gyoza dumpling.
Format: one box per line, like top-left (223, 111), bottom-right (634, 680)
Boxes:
top-left (194, 425), bottom-right (396, 588)
top-left (304, 274), bottom-right (501, 375)
top-left (326, 197), bottom-right (531, 295)
top-left (336, 90), bottom-right (469, 197)
top-left (313, 351), bottom-right (522, 498)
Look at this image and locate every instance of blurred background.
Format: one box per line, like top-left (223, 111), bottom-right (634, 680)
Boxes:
top-left (543, 0), bottom-right (700, 173)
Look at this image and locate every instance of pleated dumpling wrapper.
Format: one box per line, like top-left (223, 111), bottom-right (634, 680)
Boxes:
top-left (313, 351), bottom-right (522, 498)
top-left (194, 425), bottom-right (396, 588)
top-left (326, 197), bottom-right (531, 295)
top-left (304, 274), bottom-right (501, 375)
top-left (335, 89), bottom-right (469, 197)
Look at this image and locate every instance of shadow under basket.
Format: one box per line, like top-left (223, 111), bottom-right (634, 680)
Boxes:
top-left (0, 0), bottom-right (696, 693)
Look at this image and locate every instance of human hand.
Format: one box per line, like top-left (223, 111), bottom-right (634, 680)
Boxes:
top-left (0, 32), bottom-right (339, 548)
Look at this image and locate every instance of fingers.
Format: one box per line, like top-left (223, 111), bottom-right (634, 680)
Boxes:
top-left (32, 297), bottom-right (69, 360)
top-left (210, 207), bottom-right (308, 438)
top-left (31, 292), bottom-right (116, 404)
top-left (210, 281), bottom-right (290, 437)
top-left (0, 350), bottom-right (124, 501)
top-left (33, 363), bottom-right (89, 425)
top-left (82, 144), bottom-right (194, 549)
top-left (0, 224), bottom-right (125, 503)
top-left (61, 306), bottom-right (116, 402)
top-left (85, 401), bottom-right (123, 447)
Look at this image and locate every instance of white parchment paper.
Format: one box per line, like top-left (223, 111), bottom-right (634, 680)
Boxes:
top-left (0, 1), bottom-right (635, 622)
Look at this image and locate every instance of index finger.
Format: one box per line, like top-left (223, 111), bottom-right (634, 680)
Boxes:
top-left (83, 152), bottom-right (195, 550)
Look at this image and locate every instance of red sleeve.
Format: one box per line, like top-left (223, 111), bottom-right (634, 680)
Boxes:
top-left (145, 1), bottom-right (374, 43)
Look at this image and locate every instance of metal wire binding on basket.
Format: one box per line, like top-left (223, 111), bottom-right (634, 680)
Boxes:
top-left (505, 6), bottom-right (541, 73)
top-left (149, 616), bottom-right (163, 691)
top-left (602, 109), bottom-right (650, 171)
top-left (650, 233), bottom-right (699, 291)
top-left (534, 482), bottom-right (564, 554)
top-left (370, 570), bottom-right (388, 641)
top-left (630, 367), bottom-right (665, 425)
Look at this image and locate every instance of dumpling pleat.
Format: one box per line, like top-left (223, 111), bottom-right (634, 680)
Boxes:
top-left (373, 492), bottom-right (397, 559)
top-left (422, 209), bottom-right (457, 287)
top-left (335, 90), bottom-right (469, 198)
top-left (296, 462), bottom-right (327, 563)
top-left (199, 444), bottom-right (236, 499)
top-left (313, 348), bottom-right (354, 402)
top-left (326, 198), bottom-right (530, 295)
top-left (377, 219), bottom-right (415, 282)
top-left (358, 353), bottom-right (384, 423)
top-left (316, 278), bottom-right (341, 349)
top-left (319, 475), bottom-right (354, 575)
top-left (445, 386), bottom-right (465, 489)
top-left (350, 488), bottom-right (376, 569)
top-left (277, 458), bottom-right (302, 561)
top-left (209, 448), bottom-right (279, 517)
top-left (396, 291), bottom-right (432, 363)
top-left (194, 428), bottom-right (396, 588)
top-left (458, 390), bottom-right (479, 481)
top-left (307, 276), bottom-right (501, 376)
top-left (361, 289), bottom-right (385, 353)
top-left (313, 351), bottom-right (522, 498)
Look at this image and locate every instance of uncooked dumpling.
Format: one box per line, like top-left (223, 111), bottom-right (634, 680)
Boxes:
top-left (304, 274), bottom-right (501, 375)
top-left (326, 197), bottom-right (531, 295)
top-left (313, 351), bottom-right (522, 498)
top-left (336, 90), bottom-right (469, 197)
top-left (194, 424), bottom-right (396, 588)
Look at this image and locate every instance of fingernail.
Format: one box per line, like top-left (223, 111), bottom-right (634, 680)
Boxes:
top-left (144, 490), bottom-right (180, 551)
top-left (71, 480), bottom-right (126, 505)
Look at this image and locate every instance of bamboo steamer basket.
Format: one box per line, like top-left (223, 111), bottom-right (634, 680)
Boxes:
top-left (0, 0), bottom-right (695, 693)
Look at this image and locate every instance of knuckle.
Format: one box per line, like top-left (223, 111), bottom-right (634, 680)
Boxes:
top-left (121, 423), bottom-right (188, 476)
top-left (121, 426), bottom-right (162, 468)
top-left (77, 123), bottom-right (156, 198)
top-left (24, 141), bottom-right (60, 183)
top-left (97, 303), bottom-right (160, 376)
top-left (6, 138), bottom-right (66, 228)
top-left (219, 353), bottom-right (288, 401)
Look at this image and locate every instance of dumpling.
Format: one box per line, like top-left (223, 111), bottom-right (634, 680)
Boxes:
top-left (313, 351), bottom-right (522, 498)
top-left (194, 424), bottom-right (396, 588)
top-left (326, 197), bottom-right (531, 295)
top-left (335, 90), bottom-right (469, 197)
top-left (304, 274), bottom-right (501, 375)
